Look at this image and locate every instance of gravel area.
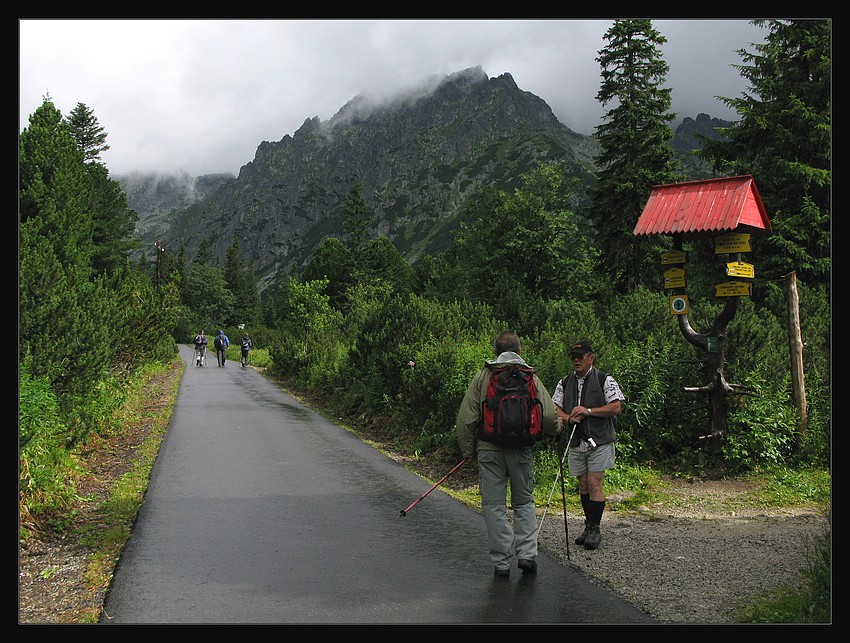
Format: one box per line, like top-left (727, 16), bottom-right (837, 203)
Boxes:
top-left (534, 485), bottom-right (830, 624)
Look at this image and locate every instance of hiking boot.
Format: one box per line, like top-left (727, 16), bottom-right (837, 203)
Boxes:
top-left (575, 522), bottom-right (589, 546)
top-left (583, 524), bottom-right (601, 550)
top-left (518, 559), bottom-right (537, 575)
top-left (494, 567), bottom-right (510, 578)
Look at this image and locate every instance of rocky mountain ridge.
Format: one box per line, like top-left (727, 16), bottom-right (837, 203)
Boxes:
top-left (118, 67), bottom-right (729, 290)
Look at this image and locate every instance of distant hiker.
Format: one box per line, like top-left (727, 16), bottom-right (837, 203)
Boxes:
top-left (193, 330), bottom-right (208, 367)
top-left (240, 332), bottom-right (253, 368)
top-left (214, 329), bottom-right (230, 367)
top-left (455, 330), bottom-right (560, 577)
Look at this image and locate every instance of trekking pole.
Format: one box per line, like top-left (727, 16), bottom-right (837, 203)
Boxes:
top-left (536, 425), bottom-right (575, 550)
top-left (400, 459), bottom-right (466, 517)
top-left (536, 453), bottom-right (563, 536)
top-left (557, 430), bottom-right (572, 560)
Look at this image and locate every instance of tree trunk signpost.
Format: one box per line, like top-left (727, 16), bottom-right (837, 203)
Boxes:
top-left (634, 176), bottom-right (773, 457)
top-left (670, 234), bottom-right (756, 454)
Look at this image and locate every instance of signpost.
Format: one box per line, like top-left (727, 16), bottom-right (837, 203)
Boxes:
top-left (663, 267), bottom-right (686, 289)
top-left (714, 232), bottom-right (751, 254)
top-left (715, 281), bottom-right (753, 297)
top-left (669, 295), bottom-right (690, 315)
top-left (660, 249), bottom-right (688, 265)
top-left (726, 261), bottom-right (755, 278)
top-left (639, 176), bottom-right (772, 455)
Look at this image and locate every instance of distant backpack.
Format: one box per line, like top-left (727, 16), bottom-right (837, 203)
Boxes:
top-left (241, 337), bottom-right (250, 349)
top-left (478, 364), bottom-right (544, 448)
top-left (214, 335), bottom-right (225, 350)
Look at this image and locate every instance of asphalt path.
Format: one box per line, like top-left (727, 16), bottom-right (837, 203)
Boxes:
top-left (101, 344), bottom-right (655, 625)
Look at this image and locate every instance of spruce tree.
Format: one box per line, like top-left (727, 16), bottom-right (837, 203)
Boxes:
top-left (225, 238), bottom-right (261, 326)
top-left (697, 19), bottom-right (831, 287)
top-left (85, 161), bottom-right (140, 274)
top-left (343, 182), bottom-right (371, 260)
top-left (64, 103), bottom-right (139, 274)
top-left (589, 19), bottom-right (682, 294)
top-left (66, 102), bottom-right (110, 164)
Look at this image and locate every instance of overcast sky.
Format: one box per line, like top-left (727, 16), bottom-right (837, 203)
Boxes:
top-left (19, 19), bottom-right (767, 177)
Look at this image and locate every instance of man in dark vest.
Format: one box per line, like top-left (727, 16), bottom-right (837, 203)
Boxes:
top-left (552, 340), bottom-right (624, 550)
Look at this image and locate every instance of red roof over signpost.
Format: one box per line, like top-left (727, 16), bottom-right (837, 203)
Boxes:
top-left (633, 175), bottom-right (772, 238)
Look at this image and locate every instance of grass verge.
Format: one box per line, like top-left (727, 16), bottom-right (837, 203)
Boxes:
top-left (74, 359), bottom-right (182, 622)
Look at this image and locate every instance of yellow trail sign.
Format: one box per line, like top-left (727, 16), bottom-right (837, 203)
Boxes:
top-left (715, 281), bottom-right (752, 297)
top-left (726, 261), bottom-right (755, 278)
top-left (660, 250), bottom-right (688, 265)
top-left (714, 232), bottom-right (751, 254)
top-left (663, 267), bottom-right (686, 289)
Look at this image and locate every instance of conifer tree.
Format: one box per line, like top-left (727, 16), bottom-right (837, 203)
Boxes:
top-left (19, 100), bottom-right (112, 411)
top-left (589, 19), bottom-right (682, 294)
top-left (66, 102), bottom-right (110, 164)
top-left (194, 238), bottom-right (213, 267)
top-left (64, 102), bottom-right (139, 274)
top-left (224, 238), bottom-right (243, 293)
top-left (85, 161), bottom-right (140, 274)
top-left (343, 182), bottom-right (371, 261)
top-left (697, 19), bottom-right (831, 287)
top-left (164, 243), bottom-right (188, 294)
top-left (302, 237), bottom-right (354, 310)
top-left (225, 238), bottom-right (261, 326)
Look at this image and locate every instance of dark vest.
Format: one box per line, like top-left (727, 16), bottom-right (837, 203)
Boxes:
top-left (560, 367), bottom-right (617, 446)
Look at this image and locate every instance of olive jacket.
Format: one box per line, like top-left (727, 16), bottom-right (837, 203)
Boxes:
top-left (455, 351), bottom-right (560, 460)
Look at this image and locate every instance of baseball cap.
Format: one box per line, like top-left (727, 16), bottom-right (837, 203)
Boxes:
top-left (569, 340), bottom-right (593, 356)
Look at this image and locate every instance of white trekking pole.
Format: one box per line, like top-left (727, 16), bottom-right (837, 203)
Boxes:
top-left (536, 424), bottom-right (575, 547)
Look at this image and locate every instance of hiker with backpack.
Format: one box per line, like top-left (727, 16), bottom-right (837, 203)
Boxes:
top-left (193, 330), bottom-right (208, 367)
top-left (239, 332), bottom-right (253, 368)
top-left (551, 340), bottom-right (624, 551)
top-left (214, 329), bottom-right (230, 367)
top-left (455, 331), bottom-right (560, 577)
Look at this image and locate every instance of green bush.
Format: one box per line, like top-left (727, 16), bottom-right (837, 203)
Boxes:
top-left (19, 362), bottom-right (82, 532)
top-left (401, 335), bottom-right (494, 456)
top-left (724, 368), bottom-right (798, 470)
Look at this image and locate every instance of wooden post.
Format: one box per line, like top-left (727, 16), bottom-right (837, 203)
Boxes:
top-left (785, 271), bottom-right (808, 442)
top-left (155, 240), bottom-right (163, 291)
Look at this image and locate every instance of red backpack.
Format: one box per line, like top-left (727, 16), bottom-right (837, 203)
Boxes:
top-left (478, 364), bottom-right (544, 448)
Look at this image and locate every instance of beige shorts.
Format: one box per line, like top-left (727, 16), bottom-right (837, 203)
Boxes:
top-left (568, 441), bottom-right (615, 476)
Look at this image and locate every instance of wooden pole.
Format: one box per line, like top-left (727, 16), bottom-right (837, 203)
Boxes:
top-left (785, 271), bottom-right (808, 443)
top-left (155, 240), bottom-right (162, 291)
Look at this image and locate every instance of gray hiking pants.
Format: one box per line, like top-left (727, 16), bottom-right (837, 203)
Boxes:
top-left (477, 447), bottom-right (538, 569)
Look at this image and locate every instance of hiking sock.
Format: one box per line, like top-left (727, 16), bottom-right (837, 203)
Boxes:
top-left (587, 499), bottom-right (606, 527)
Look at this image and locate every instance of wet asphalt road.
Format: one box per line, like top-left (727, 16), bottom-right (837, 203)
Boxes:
top-left (101, 345), bottom-right (655, 625)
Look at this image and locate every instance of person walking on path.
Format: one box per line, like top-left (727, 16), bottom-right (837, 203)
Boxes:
top-left (551, 340), bottom-right (624, 551)
top-left (214, 329), bottom-right (230, 367)
top-left (456, 331), bottom-right (560, 577)
top-left (239, 332), bottom-right (253, 368)
top-left (193, 330), bottom-right (208, 367)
